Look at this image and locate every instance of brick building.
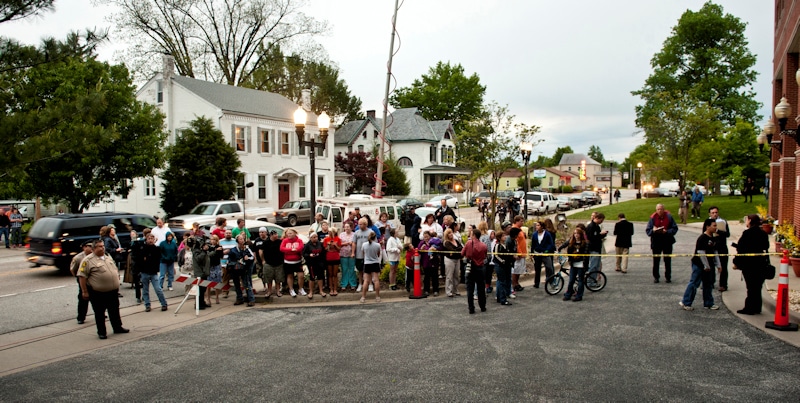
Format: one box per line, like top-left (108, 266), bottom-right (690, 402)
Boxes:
top-left (769, 1), bottom-right (800, 228)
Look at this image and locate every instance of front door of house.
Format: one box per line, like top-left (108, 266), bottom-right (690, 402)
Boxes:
top-left (278, 183), bottom-right (290, 207)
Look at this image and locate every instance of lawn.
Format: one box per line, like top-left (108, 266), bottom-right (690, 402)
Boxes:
top-left (567, 194), bottom-right (767, 223)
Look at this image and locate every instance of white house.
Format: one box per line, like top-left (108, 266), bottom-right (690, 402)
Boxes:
top-left (334, 108), bottom-right (470, 197)
top-left (556, 153), bottom-right (621, 190)
top-left (87, 56), bottom-right (335, 217)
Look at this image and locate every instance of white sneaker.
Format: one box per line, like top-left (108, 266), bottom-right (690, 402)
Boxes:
top-left (473, 295), bottom-right (478, 300)
top-left (290, 289), bottom-right (297, 297)
top-left (509, 294), bottom-right (516, 299)
top-left (356, 285), bottom-right (362, 292)
top-left (679, 301), bottom-right (693, 311)
top-left (168, 287), bottom-right (173, 291)
top-left (368, 284), bottom-right (374, 292)
top-left (299, 289), bottom-right (307, 296)
top-left (705, 305), bottom-right (720, 310)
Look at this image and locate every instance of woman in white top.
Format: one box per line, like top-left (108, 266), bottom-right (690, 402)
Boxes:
top-left (419, 214), bottom-right (443, 239)
top-left (360, 232), bottom-right (383, 303)
top-left (385, 228), bottom-right (403, 290)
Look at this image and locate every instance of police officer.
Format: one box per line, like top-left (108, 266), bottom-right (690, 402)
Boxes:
top-left (70, 240), bottom-right (94, 324)
top-left (78, 239), bottom-right (129, 339)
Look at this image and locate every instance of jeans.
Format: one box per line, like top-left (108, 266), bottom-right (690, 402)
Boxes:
top-left (588, 252), bottom-right (601, 273)
top-left (0, 227), bottom-right (9, 247)
top-left (466, 265), bottom-right (486, 312)
top-left (10, 227), bottom-right (22, 246)
top-left (494, 263), bottom-right (510, 303)
top-left (141, 272), bottom-right (167, 308)
top-left (533, 255), bottom-right (554, 287)
top-left (652, 244), bottom-right (672, 281)
top-left (681, 263), bottom-right (715, 307)
top-left (340, 257), bottom-right (358, 288)
top-left (231, 267), bottom-right (255, 302)
top-left (159, 261), bottom-right (175, 288)
top-left (564, 265), bottom-right (585, 299)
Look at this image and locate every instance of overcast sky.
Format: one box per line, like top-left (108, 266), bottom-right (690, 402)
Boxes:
top-left (0, 0), bottom-right (773, 164)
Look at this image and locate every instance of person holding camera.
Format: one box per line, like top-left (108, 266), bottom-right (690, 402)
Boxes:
top-left (645, 204), bottom-right (679, 283)
top-left (227, 234), bottom-right (255, 306)
top-left (189, 232), bottom-right (214, 309)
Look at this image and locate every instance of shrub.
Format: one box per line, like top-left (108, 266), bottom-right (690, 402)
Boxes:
top-left (380, 257), bottom-right (408, 285)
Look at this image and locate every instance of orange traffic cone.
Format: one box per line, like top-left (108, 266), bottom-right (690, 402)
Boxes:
top-left (409, 249), bottom-right (426, 299)
top-left (766, 250), bottom-right (798, 331)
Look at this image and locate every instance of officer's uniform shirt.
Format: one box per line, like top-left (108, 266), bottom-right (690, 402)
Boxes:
top-left (77, 254), bottom-right (121, 292)
top-left (70, 251), bottom-right (88, 276)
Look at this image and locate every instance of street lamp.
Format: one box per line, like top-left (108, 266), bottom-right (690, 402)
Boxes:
top-left (295, 107), bottom-right (330, 215)
top-left (241, 181), bottom-right (254, 219)
top-left (774, 97), bottom-right (796, 156)
top-left (636, 162), bottom-right (643, 199)
top-left (520, 142), bottom-right (532, 221)
top-left (609, 162), bottom-right (614, 205)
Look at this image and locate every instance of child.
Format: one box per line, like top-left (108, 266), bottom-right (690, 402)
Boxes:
top-left (403, 243), bottom-right (415, 293)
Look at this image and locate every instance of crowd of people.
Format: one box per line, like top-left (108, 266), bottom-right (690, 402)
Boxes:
top-left (67, 196), bottom-right (774, 339)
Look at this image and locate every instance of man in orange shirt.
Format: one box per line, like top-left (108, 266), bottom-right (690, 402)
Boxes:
top-left (508, 215), bottom-right (528, 294)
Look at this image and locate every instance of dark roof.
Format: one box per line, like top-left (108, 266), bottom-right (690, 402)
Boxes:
top-left (173, 76), bottom-right (311, 122)
top-left (557, 153), bottom-right (601, 166)
top-left (333, 107), bottom-right (451, 145)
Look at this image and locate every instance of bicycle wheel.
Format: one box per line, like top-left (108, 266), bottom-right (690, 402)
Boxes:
top-left (585, 271), bottom-right (606, 292)
top-left (544, 273), bottom-right (564, 295)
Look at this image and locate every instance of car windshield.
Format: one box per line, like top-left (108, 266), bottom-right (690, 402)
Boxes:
top-left (189, 204), bottom-right (217, 215)
top-left (558, 196), bottom-right (569, 201)
top-left (281, 201), bottom-right (302, 209)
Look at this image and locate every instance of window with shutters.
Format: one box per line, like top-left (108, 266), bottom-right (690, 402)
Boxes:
top-left (258, 175), bottom-right (267, 199)
top-left (298, 176), bottom-right (306, 198)
top-left (259, 128), bottom-right (271, 154)
top-left (144, 177), bottom-right (156, 198)
top-left (233, 125), bottom-right (247, 152)
top-left (280, 132), bottom-right (290, 155)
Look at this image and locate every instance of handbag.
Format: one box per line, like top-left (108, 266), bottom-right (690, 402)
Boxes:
top-left (764, 255), bottom-right (776, 280)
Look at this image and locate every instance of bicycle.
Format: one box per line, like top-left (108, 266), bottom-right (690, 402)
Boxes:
top-left (544, 254), bottom-right (607, 295)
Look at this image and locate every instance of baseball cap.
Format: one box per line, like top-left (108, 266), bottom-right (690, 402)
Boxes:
top-left (501, 221), bottom-right (512, 229)
top-left (82, 240), bottom-right (94, 247)
top-left (258, 226), bottom-right (267, 233)
top-left (107, 223), bottom-right (116, 229)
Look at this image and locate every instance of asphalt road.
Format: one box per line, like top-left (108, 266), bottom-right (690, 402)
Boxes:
top-left (1, 222), bottom-right (799, 401)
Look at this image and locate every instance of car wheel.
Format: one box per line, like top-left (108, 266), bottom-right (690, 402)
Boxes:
top-left (288, 215), bottom-right (297, 227)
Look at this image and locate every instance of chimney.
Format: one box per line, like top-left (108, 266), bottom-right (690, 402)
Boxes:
top-left (367, 110), bottom-right (376, 119)
top-left (162, 54), bottom-right (175, 80)
top-left (301, 89), bottom-right (312, 112)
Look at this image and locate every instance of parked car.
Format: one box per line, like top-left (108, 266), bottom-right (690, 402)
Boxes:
top-left (556, 195), bottom-right (579, 211)
top-left (396, 197), bottom-right (424, 211)
top-left (579, 191), bottom-right (600, 206)
top-left (415, 206), bottom-right (465, 228)
top-left (719, 185), bottom-right (742, 196)
top-left (425, 195), bottom-right (459, 208)
top-left (26, 212), bottom-right (157, 272)
top-left (469, 191), bottom-right (491, 207)
top-left (273, 200), bottom-right (312, 227)
top-left (593, 186), bottom-right (609, 194)
top-left (524, 191), bottom-right (559, 215)
top-left (655, 188), bottom-right (678, 197)
top-left (315, 197), bottom-right (404, 237)
top-left (168, 200), bottom-right (274, 229)
top-left (199, 220), bottom-right (308, 242)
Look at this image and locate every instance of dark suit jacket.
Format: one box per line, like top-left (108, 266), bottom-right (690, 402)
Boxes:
top-left (613, 219), bottom-right (634, 248)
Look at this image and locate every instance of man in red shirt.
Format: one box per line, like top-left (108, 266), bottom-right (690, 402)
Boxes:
top-left (462, 229), bottom-right (488, 314)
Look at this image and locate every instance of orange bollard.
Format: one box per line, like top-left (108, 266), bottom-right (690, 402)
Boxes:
top-left (409, 249), bottom-right (426, 299)
top-left (766, 250), bottom-right (798, 331)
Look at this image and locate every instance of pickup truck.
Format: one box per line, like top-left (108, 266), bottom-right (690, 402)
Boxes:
top-left (167, 201), bottom-right (274, 229)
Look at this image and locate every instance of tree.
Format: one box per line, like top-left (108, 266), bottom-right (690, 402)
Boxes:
top-left (460, 101), bottom-right (540, 223)
top-left (390, 61), bottom-right (486, 134)
top-left (1, 0), bottom-right (54, 23)
top-left (161, 117), bottom-right (240, 217)
top-left (102, 0), bottom-right (328, 85)
top-left (587, 145), bottom-right (605, 165)
top-left (4, 57), bottom-right (167, 213)
top-left (335, 151), bottom-right (376, 194)
top-left (382, 158), bottom-right (410, 197)
top-left (550, 146), bottom-right (574, 167)
top-left (243, 46), bottom-right (363, 124)
top-left (633, 1), bottom-right (760, 127)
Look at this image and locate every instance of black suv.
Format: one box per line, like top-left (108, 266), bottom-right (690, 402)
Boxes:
top-left (26, 212), bottom-right (157, 272)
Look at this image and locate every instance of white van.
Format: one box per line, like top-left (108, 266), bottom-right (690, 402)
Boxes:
top-left (314, 197), bottom-right (404, 236)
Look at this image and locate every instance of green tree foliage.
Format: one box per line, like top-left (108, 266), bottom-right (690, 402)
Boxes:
top-left (633, 1), bottom-right (760, 128)
top-left (587, 145), bottom-right (605, 165)
top-left (161, 117), bottom-right (241, 217)
top-left (102, 0), bottom-right (328, 85)
top-left (390, 61), bottom-right (486, 134)
top-left (550, 146), bottom-right (574, 167)
top-left (459, 101), bottom-right (540, 222)
top-left (243, 45), bottom-right (363, 124)
top-left (1, 0), bottom-right (54, 23)
top-left (2, 55), bottom-right (167, 213)
top-left (382, 158), bottom-right (411, 197)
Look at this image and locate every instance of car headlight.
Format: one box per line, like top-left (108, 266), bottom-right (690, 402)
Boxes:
top-left (183, 223), bottom-right (192, 230)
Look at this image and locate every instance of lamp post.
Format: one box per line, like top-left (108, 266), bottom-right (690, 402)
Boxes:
top-left (520, 142), bottom-right (532, 221)
top-left (294, 107), bottom-right (331, 215)
top-left (241, 181), bottom-right (254, 219)
top-left (609, 162), bottom-right (614, 205)
top-left (636, 162), bottom-right (643, 199)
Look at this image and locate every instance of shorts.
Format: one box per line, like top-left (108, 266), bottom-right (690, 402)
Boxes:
top-left (512, 258), bottom-right (527, 275)
top-left (355, 258), bottom-right (364, 272)
top-left (285, 262), bottom-right (303, 273)
top-left (389, 261), bottom-right (399, 266)
top-left (327, 260), bottom-right (341, 267)
top-left (309, 264), bottom-right (326, 280)
top-left (363, 263), bottom-right (381, 274)
top-left (263, 263), bottom-right (284, 283)
top-left (209, 265), bottom-right (222, 283)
